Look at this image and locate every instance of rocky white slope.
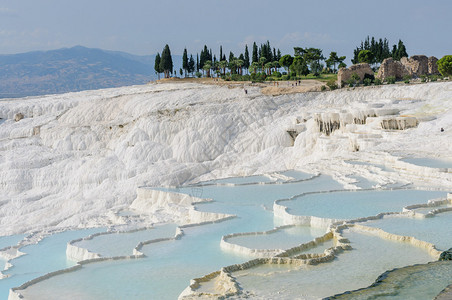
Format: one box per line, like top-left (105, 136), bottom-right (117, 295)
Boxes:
top-left (0, 82), bottom-right (451, 235)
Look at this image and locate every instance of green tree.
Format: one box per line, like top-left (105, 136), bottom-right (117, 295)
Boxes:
top-left (259, 56), bottom-right (266, 73)
top-left (179, 68), bottom-right (183, 77)
top-left (310, 61), bottom-right (323, 77)
top-left (249, 62), bottom-right (259, 74)
top-left (154, 52), bottom-right (162, 80)
top-left (358, 50), bottom-right (375, 64)
top-left (277, 49), bottom-right (282, 61)
top-left (188, 54), bottom-right (195, 76)
top-left (252, 42), bottom-right (258, 63)
top-left (182, 48), bottom-right (188, 77)
top-left (290, 56), bottom-right (309, 77)
top-left (196, 54), bottom-right (199, 72)
top-left (159, 45), bottom-right (173, 78)
top-left (244, 45), bottom-right (250, 71)
top-left (395, 40), bottom-right (408, 60)
top-left (203, 61), bottom-right (212, 77)
top-left (219, 60), bottom-right (227, 76)
top-left (264, 62), bottom-right (273, 75)
top-left (279, 55), bottom-right (294, 73)
top-left (236, 59), bottom-right (244, 75)
top-left (325, 52), bottom-right (346, 73)
top-left (437, 55), bottom-right (452, 77)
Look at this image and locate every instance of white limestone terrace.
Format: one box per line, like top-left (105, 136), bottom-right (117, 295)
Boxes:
top-left (1, 81), bottom-right (451, 237)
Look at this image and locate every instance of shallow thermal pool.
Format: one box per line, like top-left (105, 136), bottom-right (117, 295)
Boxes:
top-left (282, 189), bottom-right (446, 220)
top-left (362, 211), bottom-right (452, 251)
top-left (225, 225), bottom-right (328, 251)
top-left (401, 157), bottom-right (452, 169)
top-left (2, 170), bottom-right (451, 300)
top-left (0, 229), bottom-right (104, 299)
top-left (231, 227), bottom-right (436, 299)
top-left (73, 224), bottom-right (178, 257)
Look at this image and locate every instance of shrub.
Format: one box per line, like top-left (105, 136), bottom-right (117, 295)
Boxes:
top-left (320, 85), bottom-right (327, 91)
top-left (420, 75), bottom-right (427, 82)
top-left (386, 76), bottom-right (396, 84)
top-left (363, 78), bottom-right (372, 86)
top-left (231, 74), bottom-right (241, 81)
top-left (195, 71), bottom-right (202, 78)
top-left (273, 71), bottom-right (282, 78)
top-left (403, 75), bottom-right (411, 84)
top-left (374, 78), bottom-right (382, 85)
top-left (326, 79), bottom-right (338, 90)
top-left (281, 75), bottom-right (290, 80)
top-left (348, 72), bottom-right (361, 87)
top-left (437, 55), bottom-right (452, 77)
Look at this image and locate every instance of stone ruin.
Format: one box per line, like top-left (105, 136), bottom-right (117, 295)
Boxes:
top-left (377, 55), bottom-right (440, 81)
top-left (401, 55), bottom-right (429, 77)
top-left (428, 56), bottom-right (440, 75)
top-left (376, 58), bottom-right (410, 80)
top-left (337, 63), bottom-right (374, 87)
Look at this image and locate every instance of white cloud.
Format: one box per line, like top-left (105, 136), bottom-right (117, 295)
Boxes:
top-left (0, 7), bottom-right (18, 17)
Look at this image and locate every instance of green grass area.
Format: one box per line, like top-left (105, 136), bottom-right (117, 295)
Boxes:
top-left (300, 73), bottom-right (337, 82)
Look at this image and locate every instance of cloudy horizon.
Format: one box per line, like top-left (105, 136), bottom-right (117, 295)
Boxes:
top-left (0, 0), bottom-right (450, 63)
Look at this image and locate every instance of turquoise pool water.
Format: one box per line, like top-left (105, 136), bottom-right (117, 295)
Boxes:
top-left (226, 225), bottom-right (328, 250)
top-left (283, 189), bottom-right (447, 220)
top-left (73, 224), bottom-right (177, 257)
top-left (3, 171), bottom-right (450, 300)
top-left (0, 228), bottom-right (104, 299)
top-left (232, 227), bottom-right (436, 299)
top-left (363, 211), bottom-right (452, 251)
top-left (0, 235), bottom-right (26, 250)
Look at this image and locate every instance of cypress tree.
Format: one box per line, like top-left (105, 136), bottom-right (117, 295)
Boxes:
top-left (188, 54), bottom-right (195, 76)
top-left (182, 48), bottom-right (188, 77)
top-left (244, 45), bottom-right (250, 69)
top-left (220, 46), bottom-right (223, 62)
top-left (252, 42), bottom-right (258, 63)
top-left (196, 54), bottom-right (199, 72)
top-left (266, 40), bottom-right (272, 62)
top-left (160, 45), bottom-right (173, 78)
top-left (154, 52), bottom-right (161, 80)
top-left (229, 51), bottom-right (234, 62)
top-left (397, 40), bottom-right (408, 59)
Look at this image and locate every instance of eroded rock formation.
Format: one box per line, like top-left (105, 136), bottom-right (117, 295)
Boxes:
top-left (337, 63), bottom-right (374, 87)
top-left (376, 58), bottom-right (410, 80)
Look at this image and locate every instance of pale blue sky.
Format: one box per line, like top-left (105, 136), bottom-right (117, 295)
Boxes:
top-left (0, 0), bottom-right (450, 62)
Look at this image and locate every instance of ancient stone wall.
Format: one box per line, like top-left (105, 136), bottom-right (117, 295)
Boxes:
top-left (337, 63), bottom-right (374, 87)
top-left (428, 56), bottom-right (440, 75)
top-left (376, 58), bottom-right (410, 80)
top-left (401, 55), bottom-right (429, 77)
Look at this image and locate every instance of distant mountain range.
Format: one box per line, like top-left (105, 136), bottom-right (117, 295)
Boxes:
top-left (0, 46), bottom-right (182, 99)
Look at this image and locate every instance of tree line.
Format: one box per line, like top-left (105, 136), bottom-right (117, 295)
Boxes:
top-left (352, 36), bottom-right (408, 66)
top-left (153, 36), bottom-right (412, 81)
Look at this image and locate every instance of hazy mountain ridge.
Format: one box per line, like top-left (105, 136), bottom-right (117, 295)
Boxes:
top-left (0, 46), bottom-right (181, 98)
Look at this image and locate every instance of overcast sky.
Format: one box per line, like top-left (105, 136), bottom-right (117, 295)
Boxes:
top-left (0, 0), bottom-right (450, 63)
